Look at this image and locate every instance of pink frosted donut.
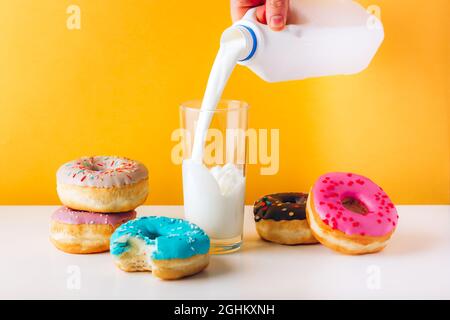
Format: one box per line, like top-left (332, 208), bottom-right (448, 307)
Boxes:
top-left (50, 206), bottom-right (136, 254)
top-left (56, 156), bottom-right (149, 213)
top-left (306, 172), bottom-right (398, 255)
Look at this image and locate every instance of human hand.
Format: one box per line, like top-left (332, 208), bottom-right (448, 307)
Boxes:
top-left (230, 0), bottom-right (289, 31)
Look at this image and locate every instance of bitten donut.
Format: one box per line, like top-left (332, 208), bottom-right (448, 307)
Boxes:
top-left (50, 206), bottom-right (136, 254)
top-left (57, 156), bottom-right (149, 213)
top-left (306, 172), bottom-right (399, 255)
top-left (110, 216), bottom-right (210, 280)
top-left (253, 193), bottom-right (318, 245)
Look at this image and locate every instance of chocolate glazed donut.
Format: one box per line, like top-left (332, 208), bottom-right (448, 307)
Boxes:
top-left (253, 193), bottom-right (318, 245)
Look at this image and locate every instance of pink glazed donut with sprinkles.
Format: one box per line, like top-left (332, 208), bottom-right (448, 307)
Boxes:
top-left (306, 172), bottom-right (398, 255)
top-left (57, 156), bottom-right (149, 213)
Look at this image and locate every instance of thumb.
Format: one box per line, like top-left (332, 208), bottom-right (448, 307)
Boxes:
top-left (266, 0), bottom-right (289, 31)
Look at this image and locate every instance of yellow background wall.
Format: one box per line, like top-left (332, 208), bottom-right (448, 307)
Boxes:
top-left (0, 0), bottom-right (448, 205)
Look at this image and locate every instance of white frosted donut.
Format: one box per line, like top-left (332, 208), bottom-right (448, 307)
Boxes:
top-left (57, 156), bottom-right (149, 213)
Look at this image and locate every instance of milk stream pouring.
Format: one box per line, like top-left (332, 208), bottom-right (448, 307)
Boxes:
top-left (226, 0), bottom-right (384, 82)
top-left (184, 28), bottom-right (248, 240)
top-left (191, 0), bottom-right (384, 161)
top-left (183, 0), bottom-right (384, 244)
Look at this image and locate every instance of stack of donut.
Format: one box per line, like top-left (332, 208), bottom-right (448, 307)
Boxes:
top-left (50, 156), bottom-right (149, 254)
top-left (254, 172), bottom-right (399, 255)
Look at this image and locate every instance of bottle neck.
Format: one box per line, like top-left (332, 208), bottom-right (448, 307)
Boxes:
top-left (220, 25), bottom-right (258, 62)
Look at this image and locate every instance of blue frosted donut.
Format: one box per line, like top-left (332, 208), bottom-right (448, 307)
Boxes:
top-left (110, 216), bottom-right (210, 280)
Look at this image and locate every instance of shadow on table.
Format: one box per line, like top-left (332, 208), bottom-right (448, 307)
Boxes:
top-left (383, 230), bottom-right (440, 256)
top-left (241, 235), bottom-right (268, 252)
top-left (186, 255), bottom-right (234, 280)
top-left (240, 234), bottom-right (321, 253)
top-left (239, 229), bottom-right (437, 256)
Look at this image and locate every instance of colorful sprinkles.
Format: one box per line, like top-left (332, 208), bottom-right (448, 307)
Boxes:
top-left (253, 193), bottom-right (308, 222)
top-left (57, 156), bottom-right (148, 188)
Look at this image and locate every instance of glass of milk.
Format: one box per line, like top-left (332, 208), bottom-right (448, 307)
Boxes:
top-left (180, 99), bottom-right (248, 254)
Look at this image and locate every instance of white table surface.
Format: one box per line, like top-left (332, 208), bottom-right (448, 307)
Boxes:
top-left (0, 205), bottom-right (449, 300)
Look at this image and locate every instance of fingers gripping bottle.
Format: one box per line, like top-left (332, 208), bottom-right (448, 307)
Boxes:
top-left (223, 0), bottom-right (384, 82)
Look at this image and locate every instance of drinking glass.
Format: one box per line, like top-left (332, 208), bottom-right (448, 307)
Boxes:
top-left (180, 100), bottom-right (248, 254)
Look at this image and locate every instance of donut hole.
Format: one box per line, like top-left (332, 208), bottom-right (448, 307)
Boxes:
top-left (85, 161), bottom-right (104, 171)
top-left (279, 193), bottom-right (307, 205)
top-left (341, 197), bottom-right (368, 215)
top-left (90, 165), bottom-right (103, 171)
top-left (145, 232), bottom-right (160, 240)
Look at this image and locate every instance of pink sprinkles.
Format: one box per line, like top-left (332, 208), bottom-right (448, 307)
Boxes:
top-left (313, 172), bottom-right (398, 237)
